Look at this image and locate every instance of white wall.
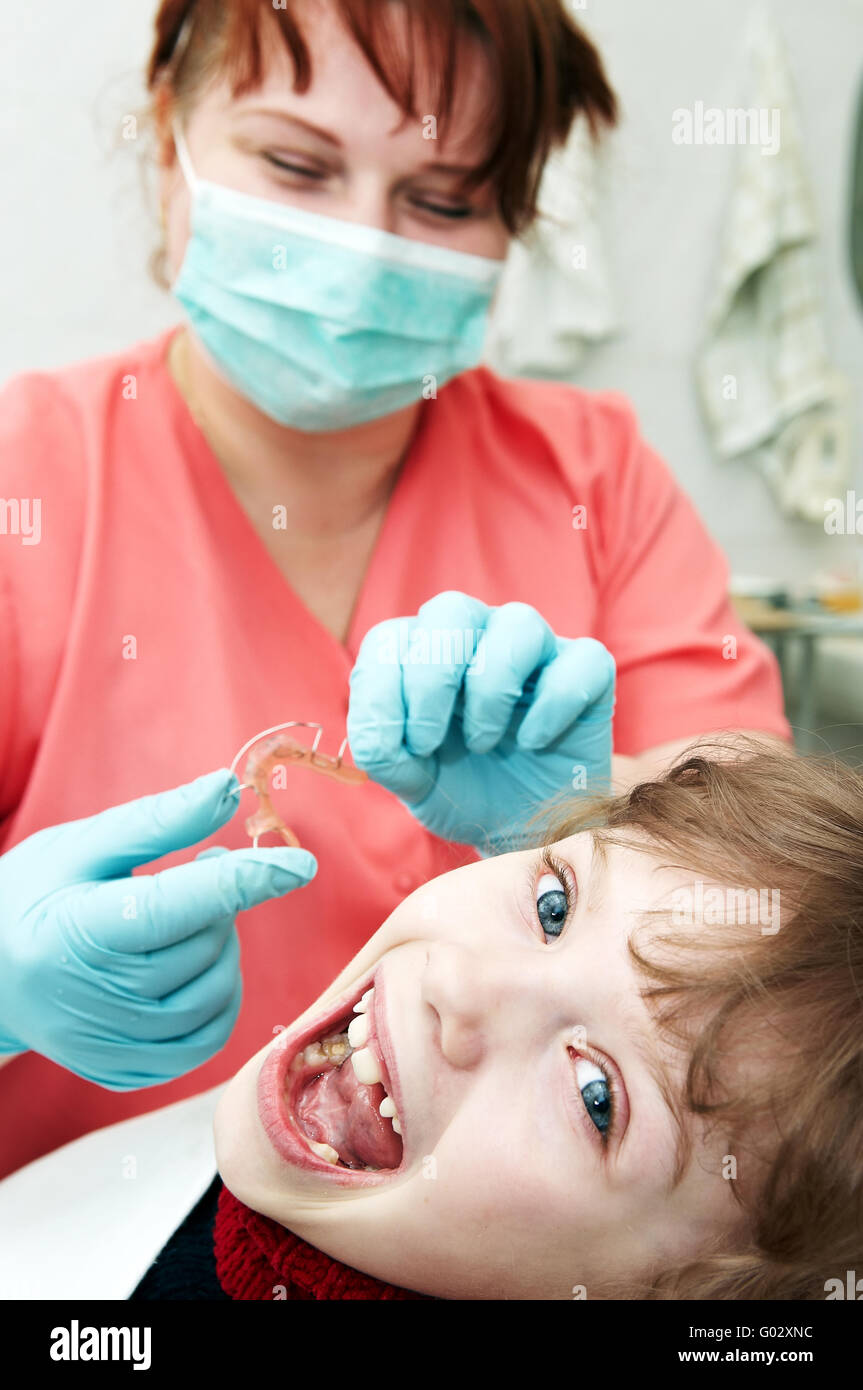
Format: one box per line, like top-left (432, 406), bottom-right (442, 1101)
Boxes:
top-left (0, 0), bottom-right (170, 367)
top-left (1, 0), bottom-right (861, 583)
top-left (571, 0), bottom-right (863, 583)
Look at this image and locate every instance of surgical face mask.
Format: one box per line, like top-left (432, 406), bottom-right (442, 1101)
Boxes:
top-left (170, 125), bottom-right (505, 432)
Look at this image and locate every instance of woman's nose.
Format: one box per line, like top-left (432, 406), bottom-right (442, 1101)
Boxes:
top-left (420, 941), bottom-right (524, 1071)
top-left (331, 173), bottom-right (397, 235)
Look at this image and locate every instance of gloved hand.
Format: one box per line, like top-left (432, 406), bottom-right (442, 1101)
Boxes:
top-left (0, 768), bottom-right (316, 1090)
top-left (347, 591), bottom-right (615, 852)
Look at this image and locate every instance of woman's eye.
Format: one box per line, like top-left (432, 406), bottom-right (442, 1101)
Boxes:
top-left (263, 154), bottom-right (327, 181)
top-left (411, 197), bottom-right (474, 221)
top-left (535, 871), bottom-right (569, 940)
top-left (574, 1056), bottom-right (612, 1138)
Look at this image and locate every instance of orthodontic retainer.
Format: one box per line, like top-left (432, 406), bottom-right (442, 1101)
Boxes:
top-left (230, 721), bottom-right (368, 849)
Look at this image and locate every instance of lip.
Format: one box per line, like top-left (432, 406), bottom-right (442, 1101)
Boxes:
top-left (257, 962), bottom-right (407, 1187)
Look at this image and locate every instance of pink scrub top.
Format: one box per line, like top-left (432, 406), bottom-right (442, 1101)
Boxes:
top-left (0, 327), bottom-right (790, 1177)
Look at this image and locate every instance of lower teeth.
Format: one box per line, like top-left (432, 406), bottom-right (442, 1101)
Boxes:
top-left (308, 1140), bottom-right (339, 1165)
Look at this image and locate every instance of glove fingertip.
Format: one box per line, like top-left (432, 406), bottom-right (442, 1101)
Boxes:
top-left (287, 849), bottom-right (318, 882)
top-left (247, 847), bottom-right (319, 883)
top-left (464, 728), bottom-right (500, 755)
top-left (515, 724), bottom-right (545, 751)
top-left (405, 729), bottom-right (446, 758)
top-left (170, 768), bottom-right (242, 833)
top-left (190, 767), bottom-right (240, 799)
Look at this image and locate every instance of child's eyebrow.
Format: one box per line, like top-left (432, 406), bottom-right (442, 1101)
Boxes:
top-left (585, 830), bottom-right (608, 914)
top-left (628, 1017), bottom-right (694, 1189)
top-left (585, 832), bottom-right (694, 1187)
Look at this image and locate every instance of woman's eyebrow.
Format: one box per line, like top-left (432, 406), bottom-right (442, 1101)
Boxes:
top-left (415, 159), bottom-right (484, 177)
top-left (236, 107), bottom-right (342, 147)
top-left (234, 107), bottom-right (482, 178)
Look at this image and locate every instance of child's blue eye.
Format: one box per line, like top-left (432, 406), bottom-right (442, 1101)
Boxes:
top-left (535, 871), bottom-right (568, 939)
top-left (574, 1057), bottom-right (612, 1136)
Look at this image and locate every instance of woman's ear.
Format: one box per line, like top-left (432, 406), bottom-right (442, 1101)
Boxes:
top-left (152, 78), bottom-right (178, 170)
top-left (151, 80), bottom-right (184, 240)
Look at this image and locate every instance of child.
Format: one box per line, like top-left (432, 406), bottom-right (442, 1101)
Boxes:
top-left (4, 740), bottom-right (857, 1300)
top-left (207, 740), bottom-right (863, 1300)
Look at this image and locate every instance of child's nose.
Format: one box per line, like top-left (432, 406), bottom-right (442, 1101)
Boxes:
top-left (419, 940), bottom-right (532, 1070)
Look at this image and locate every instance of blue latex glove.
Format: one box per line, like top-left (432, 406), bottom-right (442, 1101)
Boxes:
top-left (347, 591), bottom-right (616, 852)
top-left (0, 769), bottom-right (316, 1090)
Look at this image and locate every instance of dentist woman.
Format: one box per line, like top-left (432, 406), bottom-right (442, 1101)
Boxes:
top-left (0, 0), bottom-right (789, 1179)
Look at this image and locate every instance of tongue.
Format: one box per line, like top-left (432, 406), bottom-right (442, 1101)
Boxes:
top-left (296, 1060), bottom-right (403, 1169)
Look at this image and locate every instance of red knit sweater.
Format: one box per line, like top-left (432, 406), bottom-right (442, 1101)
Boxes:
top-left (213, 1182), bottom-right (428, 1300)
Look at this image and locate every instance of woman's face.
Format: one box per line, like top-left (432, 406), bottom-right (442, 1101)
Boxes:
top-left (215, 831), bottom-right (747, 1299)
top-left (160, 0), bottom-right (511, 281)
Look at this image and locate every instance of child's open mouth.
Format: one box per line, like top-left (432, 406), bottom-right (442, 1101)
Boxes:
top-left (289, 985), bottom-right (403, 1171)
top-left (258, 970), bottom-right (406, 1183)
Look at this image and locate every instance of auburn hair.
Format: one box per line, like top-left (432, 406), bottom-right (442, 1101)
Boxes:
top-left (538, 739), bottom-right (863, 1300)
top-left (145, 0), bottom-right (618, 234)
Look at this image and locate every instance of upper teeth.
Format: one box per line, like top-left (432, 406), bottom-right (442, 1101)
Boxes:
top-left (303, 1035), bottom-right (349, 1068)
top-left (351, 1046), bottom-right (403, 1133)
top-left (297, 985), bottom-right (404, 1162)
top-left (378, 1094), bottom-right (402, 1133)
top-left (353, 988), bottom-right (374, 1015)
top-left (348, 987), bottom-right (381, 1085)
top-left (347, 1012), bottom-right (369, 1048)
top-left (350, 1047), bottom-right (382, 1085)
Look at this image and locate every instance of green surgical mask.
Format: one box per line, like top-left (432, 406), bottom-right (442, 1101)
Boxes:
top-left (171, 125), bottom-right (505, 432)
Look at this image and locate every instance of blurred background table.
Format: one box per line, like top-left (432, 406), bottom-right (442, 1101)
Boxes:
top-left (733, 595), bottom-right (863, 752)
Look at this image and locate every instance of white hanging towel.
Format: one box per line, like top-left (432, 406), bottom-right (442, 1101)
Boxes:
top-left (483, 113), bottom-right (620, 378)
top-left (694, 4), bottom-right (851, 522)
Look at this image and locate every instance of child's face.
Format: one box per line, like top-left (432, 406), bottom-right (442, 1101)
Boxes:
top-left (215, 832), bottom-right (745, 1298)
